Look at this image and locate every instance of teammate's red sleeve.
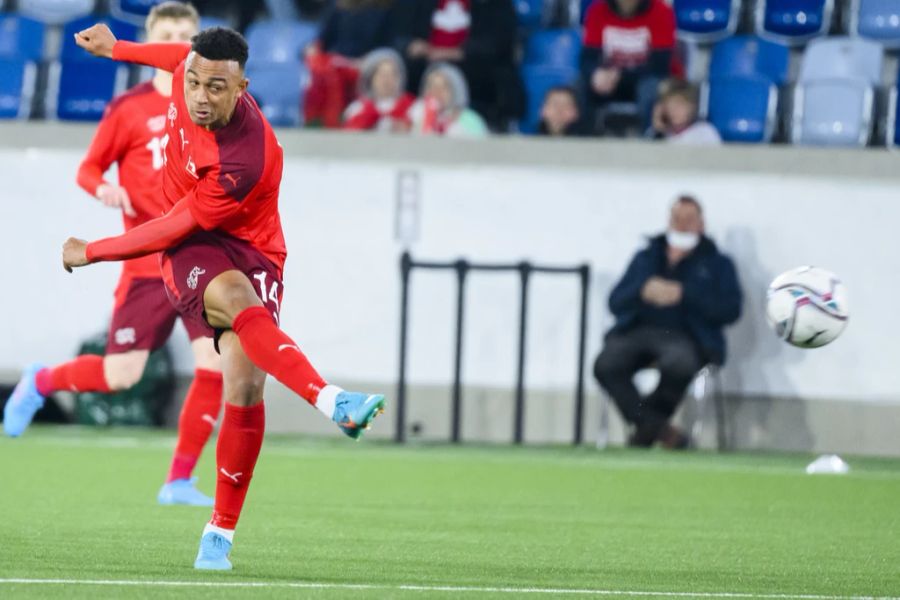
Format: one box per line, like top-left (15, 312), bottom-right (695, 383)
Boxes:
top-left (76, 100), bottom-right (129, 197)
top-left (112, 40), bottom-right (191, 73)
top-left (85, 199), bottom-right (200, 262)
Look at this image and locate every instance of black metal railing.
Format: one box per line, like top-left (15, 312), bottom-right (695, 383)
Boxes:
top-left (396, 252), bottom-right (591, 445)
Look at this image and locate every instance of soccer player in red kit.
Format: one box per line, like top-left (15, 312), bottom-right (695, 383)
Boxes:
top-left (60, 23), bottom-right (386, 570)
top-left (3, 2), bottom-right (221, 507)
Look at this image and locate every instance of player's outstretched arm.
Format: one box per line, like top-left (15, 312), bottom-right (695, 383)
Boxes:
top-left (62, 199), bottom-right (200, 272)
top-left (74, 23), bottom-right (190, 73)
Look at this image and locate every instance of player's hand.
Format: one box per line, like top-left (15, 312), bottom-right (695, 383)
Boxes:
top-left (74, 23), bottom-right (117, 59)
top-left (62, 237), bottom-right (90, 273)
top-left (96, 183), bottom-right (136, 217)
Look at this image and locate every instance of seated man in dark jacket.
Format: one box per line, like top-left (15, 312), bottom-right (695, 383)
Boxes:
top-left (594, 195), bottom-right (741, 448)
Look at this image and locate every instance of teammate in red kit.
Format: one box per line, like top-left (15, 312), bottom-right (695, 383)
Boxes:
top-left (59, 23), bottom-right (386, 570)
top-left (3, 2), bottom-right (222, 507)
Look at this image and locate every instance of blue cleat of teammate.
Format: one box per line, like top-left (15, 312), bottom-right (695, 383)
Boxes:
top-left (3, 363), bottom-right (46, 438)
top-left (332, 392), bottom-right (386, 440)
top-left (158, 477), bottom-right (214, 506)
top-left (194, 529), bottom-right (233, 570)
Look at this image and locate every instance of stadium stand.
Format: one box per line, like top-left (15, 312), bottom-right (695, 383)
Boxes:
top-left (244, 19), bottom-right (318, 64)
top-left (110, 0), bottom-right (163, 26)
top-left (756, 0), bottom-right (834, 45)
top-left (848, 0), bottom-right (900, 48)
top-left (792, 37), bottom-right (883, 146)
top-left (674, 0), bottom-right (741, 43)
top-left (246, 61), bottom-right (307, 127)
top-left (18, 0), bottom-right (95, 25)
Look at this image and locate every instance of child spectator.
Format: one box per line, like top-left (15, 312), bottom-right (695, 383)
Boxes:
top-left (537, 86), bottom-right (583, 137)
top-left (409, 63), bottom-right (488, 138)
top-left (343, 49), bottom-right (416, 132)
top-left (649, 79), bottom-right (721, 145)
top-left (581, 0), bottom-right (675, 133)
top-left (304, 0), bottom-right (395, 128)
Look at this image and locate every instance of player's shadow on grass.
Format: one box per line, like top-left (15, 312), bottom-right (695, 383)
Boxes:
top-left (720, 227), bottom-right (812, 452)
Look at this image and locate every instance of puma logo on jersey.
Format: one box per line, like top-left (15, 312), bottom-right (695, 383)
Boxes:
top-left (187, 266), bottom-right (206, 290)
top-left (219, 468), bottom-right (242, 483)
top-left (223, 173), bottom-right (241, 188)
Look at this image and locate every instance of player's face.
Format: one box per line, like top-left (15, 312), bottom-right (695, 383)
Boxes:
top-left (147, 17), bottom-right (197, 43)
top-left (184, 53), bottom-right (248, 130)
top-left (669, 202), bottom-right (704, 234)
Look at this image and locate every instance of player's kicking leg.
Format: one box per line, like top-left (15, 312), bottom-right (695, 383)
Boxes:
top-left (158, 337), bottom-right (223, 507)
top-left (194, 331), bottom-right (264, 570)
top-left (203, 270), bottom-right (385, 440)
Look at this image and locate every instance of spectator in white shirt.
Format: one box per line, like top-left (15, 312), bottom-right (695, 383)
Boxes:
top-left (649, 78), bottom-right (721, 145)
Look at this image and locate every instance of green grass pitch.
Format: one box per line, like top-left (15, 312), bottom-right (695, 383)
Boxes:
top-left (0, 426), bottom-right (898, 599)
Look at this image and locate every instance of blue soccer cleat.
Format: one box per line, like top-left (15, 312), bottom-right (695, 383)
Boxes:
top-left (332, 392), bottom-right (386, 440)
top-left (3, 363), bottom-right (46, 438)
top-left (194, 531), bottom-right (233, 570)
top-left (158, 477), bottom-right (214, 506)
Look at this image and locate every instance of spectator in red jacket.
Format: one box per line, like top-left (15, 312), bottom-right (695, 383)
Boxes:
top-left (343, 48), bottom-right (416, 131)
top-left (580, 0), bottom-right (675, 134)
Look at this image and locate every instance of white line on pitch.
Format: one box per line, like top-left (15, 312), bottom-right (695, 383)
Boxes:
top-left (0, 578), bottom-right (897, 599)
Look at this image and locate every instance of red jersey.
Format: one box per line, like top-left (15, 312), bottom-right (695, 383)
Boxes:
top-left (583, 0), bottom-right (675, 69)
top-left (77, 81), bottom-right (170, 280)
top-left (109, 41), bottom-right (287, 274)
top-left (429, 0), bottom-right (471, 49)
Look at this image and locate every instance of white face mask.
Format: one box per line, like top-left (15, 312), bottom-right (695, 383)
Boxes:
top-left (666, 229), bottom-right (700, 251)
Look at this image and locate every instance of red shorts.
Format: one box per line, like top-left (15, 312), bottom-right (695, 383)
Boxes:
top-left (106, 276), bottom-right (209, 355)
top-left (161, 231), bottom-right (283, 344)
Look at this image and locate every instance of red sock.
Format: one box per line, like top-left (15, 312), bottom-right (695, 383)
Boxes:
top-left (232, 306), bottom-right (327, 405)
top-left (166, 369), bottom-right (224, 483)
top-left (35, 355), bottom-right (111, 396)
top-left (210, 402), bottom-right (265, 530)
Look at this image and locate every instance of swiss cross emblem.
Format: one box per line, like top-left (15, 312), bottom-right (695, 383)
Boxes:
top-left (168, 102), bottom-right (177, 127)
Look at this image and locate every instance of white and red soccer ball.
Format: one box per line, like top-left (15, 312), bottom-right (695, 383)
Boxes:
top-left (766, 266), bottom-right (849, 348)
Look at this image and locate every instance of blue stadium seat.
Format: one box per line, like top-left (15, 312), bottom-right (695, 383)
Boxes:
top-left (798, 37), bottom-right (882, 85)
top-left (246, 62), bottom-right (307, 127)
top-left (756, 0), bottom-right (833, 45)
top-left (890, 72), bottom-right (900, 147)
top-left (0, 59), bottom-right (37, 119)
top-left (519, 64), bottom-right (580, 134)
top-left (849, 0), bottom-right (900, 48)
top-left (674, 0), bottom-right (740, 43)
top-left (61, 16), bottom-right (139, 62)
top-left (200, 16), bottom-right (231, 30)
top-left (18, 0), bottom-right (95, 25)
top-left (709, 36), bottom-right (790, 85)
top-left (580, 0), bottom-right (593, 23)
top-left (792, 79), bottom-right (874, 146)
top-left (524, 29), bottom-right (581, 68)
top-left (111, 0), bottom-right (163, 26)
top-left (50, 60), bottom-right (128, 121)
top-left (245, 20), bottom-right (319, 64)
top-left (0, 14), bottom-right (45, 61)
top-left (704, 76), bottom-right (778, 142)
top-left (516, 0), bottom-right (544, 29)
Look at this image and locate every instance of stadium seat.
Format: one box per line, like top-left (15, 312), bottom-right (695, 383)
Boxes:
top-left (0, 59), bottom-right (37, 119)
top-left (200, 16), bottom-right (231, 30)
top-left (18, 0), bottom-right (95, 25)
top-left (792, 79), bottom-right (874, 146)
top-left (848, 0), bottom-right (900, 48)
top-left (0, 14), bottom-right (45, 61)
top-left (674, 0), bottom-right (741, 43)
top-left (48, 60), bottom-right (128, 121)
top-left (111, 0), bottom-right (163, 26)
top-left (515, 0), bottom-right (544, 29)
top-left (246, 62), bottom-right (307, 127)
top-left (756, 0), bottom-right (834, 45)
top-left (245, 20), bottom-right (319, 64)
top-left (523, 29), bottom-right (581, 68)
top-left (519, 64), bottom-right (580, 134)
top-left (61, 16), bottom-right (139, 62)
top-left (709, 35), bottom-right (790, 85)
top-left (798, 37), bottom-right (883, 85)
top-left (704, 76), bottom-right (778, 142)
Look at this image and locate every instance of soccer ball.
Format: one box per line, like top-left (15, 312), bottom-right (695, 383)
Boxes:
top-left (766, 266), bottom-right (849, 348)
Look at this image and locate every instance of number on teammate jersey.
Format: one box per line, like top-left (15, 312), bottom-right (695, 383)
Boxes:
top-left (253, 272), bottom-right (280, 323)
top-left (147, 136), bottom-right (166, 170)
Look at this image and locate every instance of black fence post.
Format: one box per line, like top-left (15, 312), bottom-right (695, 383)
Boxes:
top-left (514, 262), bottom-right (531, 444)
top-left (451, 260), bottom-right (469, 444)
top-left (573, 264), bottom-right (590, 445)
top-left (396, 252), bottom-right (412, 443)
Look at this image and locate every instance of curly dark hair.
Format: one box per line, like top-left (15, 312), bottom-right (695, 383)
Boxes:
top-left (191, 26), bottom-right (249, 68)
